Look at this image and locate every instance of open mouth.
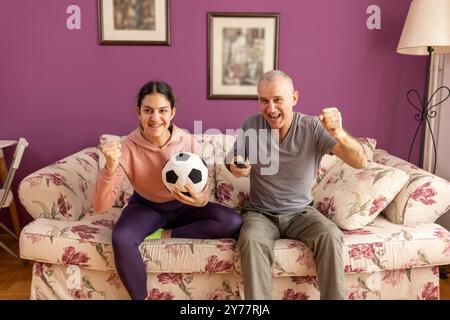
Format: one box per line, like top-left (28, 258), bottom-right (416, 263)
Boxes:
top-left (268, 113), bottom-right (281, 119)
top-left (148, 124), bottom-right (162, 128)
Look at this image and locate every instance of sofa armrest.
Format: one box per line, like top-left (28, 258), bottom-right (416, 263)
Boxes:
top-left (18, 147), bottom-right (99, 221)
top-left (374, 149), bottom-right (450, 224)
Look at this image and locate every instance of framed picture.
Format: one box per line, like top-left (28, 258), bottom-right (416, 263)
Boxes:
top-left (98, 0), bottom-right (170, 45)
top-left (208, 12), bottom-right (280, 99)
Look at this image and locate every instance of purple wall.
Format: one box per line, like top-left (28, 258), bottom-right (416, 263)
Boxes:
top-left (0, 0), bottom-right (425, 227)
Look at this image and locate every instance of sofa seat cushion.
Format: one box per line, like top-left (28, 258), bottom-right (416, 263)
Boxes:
top-left (234, 216), bottom-right (450, 277)
top-left (20, 208), bottom-right (237, 274)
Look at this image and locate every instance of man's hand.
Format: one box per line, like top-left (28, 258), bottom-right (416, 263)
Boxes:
top-left (230, 157), bottom-right (251, 178)
top-left (319, 107), bottom-right (346, 140)
top-left (172, 182), bottom-right (209, 207)
top-left (319, 108), bottom-right (368, 169)
top-left (100, 142), bottom-right (122, 172)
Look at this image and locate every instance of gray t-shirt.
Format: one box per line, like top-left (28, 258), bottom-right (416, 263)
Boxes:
top-left (230, 112), bottom-right (337, 214)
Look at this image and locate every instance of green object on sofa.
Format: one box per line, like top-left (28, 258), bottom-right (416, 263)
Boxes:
top-left (145, 228), bottom-right (165, 240)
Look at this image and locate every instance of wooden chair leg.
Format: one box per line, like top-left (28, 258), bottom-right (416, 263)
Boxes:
top-left (8, 199), bottom-right (21, 237)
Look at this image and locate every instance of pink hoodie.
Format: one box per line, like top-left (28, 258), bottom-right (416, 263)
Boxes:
top-left (92, 125), bottom-right (199, 213)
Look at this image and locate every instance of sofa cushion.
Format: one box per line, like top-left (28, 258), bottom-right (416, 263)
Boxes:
top-left (21, 210), bottom-right (450, 277)
top-left (233, 216), bottom-right (450, 277)
top-left (215, 164), bottom-right (250, 211)
top-left (374, 149), bottom-right (450, 224)
top-left (213, 134), bottom-right (250, 211)
top-left (312, 137), bottom-right (377, 190)
top-left (20, 208), bottom-right (236, 274)
top-left (313, 160), bottom-right (409, 230)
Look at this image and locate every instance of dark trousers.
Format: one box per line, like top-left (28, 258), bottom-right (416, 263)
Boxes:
top-left (112, 192), bottom-right (242, 300)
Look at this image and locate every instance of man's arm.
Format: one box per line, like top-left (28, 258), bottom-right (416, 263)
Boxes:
top-left (319, 107), bottom-right (367, 169)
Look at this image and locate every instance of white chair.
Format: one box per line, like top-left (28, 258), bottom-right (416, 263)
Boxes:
top-left (0, 137), bottom-right (29, 263)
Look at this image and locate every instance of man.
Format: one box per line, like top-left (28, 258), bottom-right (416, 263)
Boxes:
top-left (228, 70), bottom-right (367, 300)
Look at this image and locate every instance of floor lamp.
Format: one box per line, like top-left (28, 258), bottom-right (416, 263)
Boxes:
top-left (397, 0), bottom-right (450, 174)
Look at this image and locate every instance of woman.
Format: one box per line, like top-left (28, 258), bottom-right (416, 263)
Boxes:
top-left (92, 80), bottom-right (242, 300)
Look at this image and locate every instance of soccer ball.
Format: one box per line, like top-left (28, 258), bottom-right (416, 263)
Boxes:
top-left (162, 152), bottom-right (208, 195)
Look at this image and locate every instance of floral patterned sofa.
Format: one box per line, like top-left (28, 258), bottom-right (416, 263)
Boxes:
top-left (18, 134), bottom-right (450, 300)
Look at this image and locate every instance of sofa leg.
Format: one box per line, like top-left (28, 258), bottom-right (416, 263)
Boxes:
top-left (439, 265), bottom-right (448, 279)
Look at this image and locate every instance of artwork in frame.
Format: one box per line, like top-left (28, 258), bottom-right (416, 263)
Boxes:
top-left (208, 12), bottom-right (280, 99)
top-left (98, 0), bottom-right (170, 45)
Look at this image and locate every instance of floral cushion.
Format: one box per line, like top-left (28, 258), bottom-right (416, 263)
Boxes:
top-left (232, 215), bottom-right (450, 277)
top-left (19, 147), bottom-right (99, 221)
top-left (313, 160), bottom-right (409, 230)
top-left (30, 261), bottom-right (439, 300)
top-left (312, 137), bottom-right (377, 190)
top-left (213, 134), bottom-right (250, 210)
top-left (20, 208), bottom-right (237, 274)
top-left (374, 150), bottom-right (450, 224)
top-left (215, 164), bottom-right (250, 210)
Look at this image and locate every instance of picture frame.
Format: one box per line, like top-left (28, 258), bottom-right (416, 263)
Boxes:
top-left (98, 0), bottom-right (170, 45)
top-left (208, 12), bottom-right (280, 99)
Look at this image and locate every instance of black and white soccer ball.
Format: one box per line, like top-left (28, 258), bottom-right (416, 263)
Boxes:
top-left (162, 152), bottom-right (208, 195)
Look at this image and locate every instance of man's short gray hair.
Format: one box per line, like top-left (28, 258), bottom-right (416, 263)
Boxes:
top-left (258, 70), bottom-right (293, 87)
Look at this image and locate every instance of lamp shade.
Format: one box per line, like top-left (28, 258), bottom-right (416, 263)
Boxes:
top-left (397, 0), bottom-right (450, 55)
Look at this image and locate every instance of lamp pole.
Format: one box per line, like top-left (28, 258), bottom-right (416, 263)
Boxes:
top-left (407, 46), bottom-right (450, 174)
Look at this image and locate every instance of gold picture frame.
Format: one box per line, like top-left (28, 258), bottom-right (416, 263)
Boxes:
top-left (208, 12), bottom-right (280, 99)
top-left (99, 0), bottom-right (170, 45)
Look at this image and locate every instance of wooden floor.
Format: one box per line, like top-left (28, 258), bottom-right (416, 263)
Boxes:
top-left (0, 237), bottom-right (449, 300)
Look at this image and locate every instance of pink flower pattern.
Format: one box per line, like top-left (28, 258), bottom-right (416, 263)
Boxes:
top-left (91, 219), bottom-right (115, 230)
top-left (26, 234), bottom-right (45, 244)
top-left (69, 288), bottom-right (86, 299)
top-left (282, 288), bottom-right (310, 300)
top-left (355, 170), bottom-right (377, 182)
top-left (164, 244), bottom-right (186, 257)
top-left (61, 246), bottom-right (90, 267)
top-left (343, 229), bottom-right (372, 236)
top-left (348, 242), bottom-right (383, 260)
top-left (344, 265), bottom-right (365, 273)
top-left (57, 193), bottom-right (72, 217)
top-left (205, 255), bottom-right (233, 273)
top-left (315, 196), bottom-right (336, 218)
top-left (216, 182), bottom-right (233, 203)
top-left (381, 269), bottom-right (405, 287)
top-left (71, 225), bottom-right (100, 240)
top-left (237, 192), bottom-right (249, 208)
top-left (369, 196), bottom-right (387, 216)
top-left (157, 273), bottom-right (183, 285)
top-left (411, 181), bottom-right (437, 205)
top-left (346, 285), bottom-right (363, 300)
top-left (215, 239), bottom-right (235, 251)
top-left (147, 288), bottom-right (174, 300)
top-left (291, 276), bottom-right (317, 285)
top-left (421, 282), bottom-right (439, 300)
top-left (106, 273), bottom-right (122, 289)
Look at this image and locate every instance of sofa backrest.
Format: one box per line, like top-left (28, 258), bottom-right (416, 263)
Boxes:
top-left (19, 147), bottom-right (100, 221)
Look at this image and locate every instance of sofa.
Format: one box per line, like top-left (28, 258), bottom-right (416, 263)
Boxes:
top-left (18, 133), bottom-right (450, 300)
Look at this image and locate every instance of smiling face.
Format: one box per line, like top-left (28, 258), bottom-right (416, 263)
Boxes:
top-left (257, 76), bottom-right (299, 140)
top-left (137, 93), bottom-right (176, 147)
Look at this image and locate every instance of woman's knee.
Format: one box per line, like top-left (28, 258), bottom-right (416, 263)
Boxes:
top-left (209, 204), bottom-right (243, 230)
top-left (112, 226), bottom-right (135, 248)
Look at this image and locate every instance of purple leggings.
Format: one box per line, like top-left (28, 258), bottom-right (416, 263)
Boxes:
top-left (111, 192), bottom-right (242, 300)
